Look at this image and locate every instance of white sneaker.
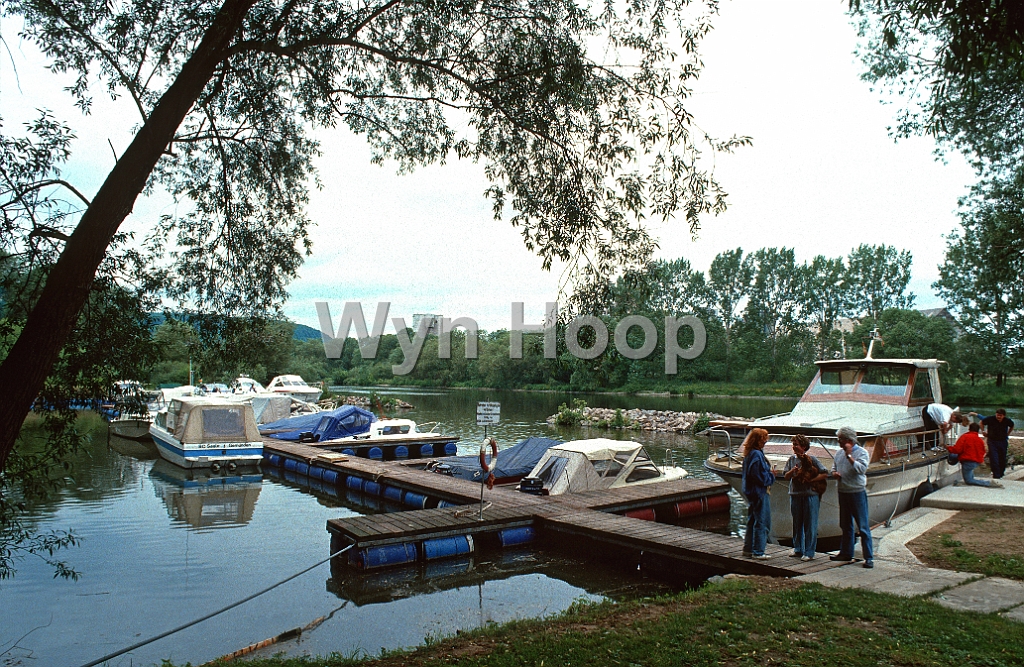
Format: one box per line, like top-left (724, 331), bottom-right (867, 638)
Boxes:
top-left (752, 554), bottom-right (771, 560)
top-left (801, 555), bottom-right (813, 561)
top-left (989, 481), bottom-right (1005, 489)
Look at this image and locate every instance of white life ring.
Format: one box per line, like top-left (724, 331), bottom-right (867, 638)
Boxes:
top-left (479, 437), bottom-right (498, 488)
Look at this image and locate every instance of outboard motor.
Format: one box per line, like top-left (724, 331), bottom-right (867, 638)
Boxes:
top-left (298, 431), bottom-right (320, 443)
top-left (518, 476), bottom-right (545, 495)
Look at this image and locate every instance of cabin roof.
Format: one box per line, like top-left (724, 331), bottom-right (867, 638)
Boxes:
top-left (552, 438), bottom-right (642, 457)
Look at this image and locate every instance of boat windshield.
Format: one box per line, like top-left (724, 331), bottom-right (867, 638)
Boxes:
top-left (809, 366), bottom-right (858, 394)
top-left (858, 366), bottom-right (911, 396)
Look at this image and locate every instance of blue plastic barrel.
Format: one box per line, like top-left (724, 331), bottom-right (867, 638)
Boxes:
top-left (296, 462), bottom-right (310, 476)
top-left (368, 447), bottom-right (384, 460)
top-left (322, 470), bottom-right (340, 485)
top-left (498, 526), bottom-right (536, 547)
top-left (341, 448), bottom-right (356, 456)
top-left (422, 535), bottom-right (474, 560)
top-left (363, 480), bottom-right (382, 496)
top-left (394, 446), bottom-right (409, 459)
top-left (437, 499), bottom-right (459, 508)
top-left (345, 476), bottom-right (364, 493)
top-left (383, 486), bottom-right (403, 503)
top-left (443, 442), bottom-right (458, 455)
top-left (404, 492), bottom-right (429, 509)
top-left (355, 543), bottom-right (418, 569)
top-left (420, 444), bottom-right (434, 457)
top-left (283, 458), bottom-right (298, 472)
top-left (307, 466), bottom-right (325, 481)
top-left (266, 454), bottom-right (282, 468)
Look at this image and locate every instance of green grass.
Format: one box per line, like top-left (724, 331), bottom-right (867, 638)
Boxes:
top-left (194, 579), bottom-right (1024, 667)
top-left (933, 534), bottom-right (1024, 580)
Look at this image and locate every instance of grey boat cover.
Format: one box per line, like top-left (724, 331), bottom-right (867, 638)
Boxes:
top-left (431, 436), bottom-right (562, 482)
top-left (260, 405), bottom-right (376, 441)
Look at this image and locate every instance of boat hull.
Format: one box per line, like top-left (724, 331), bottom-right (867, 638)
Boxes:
top-left (705, 455), bottom-right (959, 540)
top-left (150, 425), bottom-right (263, 469)
top-left (109, 417), bottom-right (152, 440)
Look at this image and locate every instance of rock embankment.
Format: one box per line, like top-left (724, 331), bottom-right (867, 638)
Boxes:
top-left (321, 395), bottom-right (415, 410)
top-left (546, 406), bottom-right (729, 433)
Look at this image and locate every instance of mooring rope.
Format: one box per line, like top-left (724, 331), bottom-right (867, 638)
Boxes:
top-left (76, 543), bottom-right (354, 667)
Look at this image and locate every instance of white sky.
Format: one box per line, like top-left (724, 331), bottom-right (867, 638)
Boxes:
top-left (1, 0), bottom-right (976, 334)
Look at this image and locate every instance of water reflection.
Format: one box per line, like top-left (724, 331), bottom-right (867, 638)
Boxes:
top-left (149, 459), bottom-right (263, 528)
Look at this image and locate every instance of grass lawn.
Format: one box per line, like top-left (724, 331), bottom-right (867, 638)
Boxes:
top-left (909, 509), bottom-right (1024, 581)
top-left (206, 577), bottom-right (1024, 667)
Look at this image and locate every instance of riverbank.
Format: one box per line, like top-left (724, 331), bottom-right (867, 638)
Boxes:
top-left (208, 575), bottom-right (1023, 667)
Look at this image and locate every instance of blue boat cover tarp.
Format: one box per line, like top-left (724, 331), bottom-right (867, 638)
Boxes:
top-left (431, 436), bottom-right (561, 482)
top-left (260, 405), bottom-right (376, 441)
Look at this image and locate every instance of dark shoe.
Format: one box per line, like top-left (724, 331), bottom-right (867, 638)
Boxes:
top-left (789, 551), bottom-right (803, 558)
top-left (863, 560), bottom-right (874, 569)
top-left (742, 550), bottom-right (752, 557)
top-left (830, 555), bottom-right (853, 562)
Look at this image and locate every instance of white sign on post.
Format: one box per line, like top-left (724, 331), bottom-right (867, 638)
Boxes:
top-left (476, 401), bottom-right (500, 425)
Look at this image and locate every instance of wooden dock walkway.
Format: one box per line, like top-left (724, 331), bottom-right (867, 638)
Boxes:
top-left (264, 439), bottom-right (846, 577)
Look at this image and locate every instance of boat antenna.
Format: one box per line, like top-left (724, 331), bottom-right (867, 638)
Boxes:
top-left (865, 327), bottom-right (883, 359)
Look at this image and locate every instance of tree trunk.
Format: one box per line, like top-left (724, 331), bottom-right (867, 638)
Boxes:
top-left (0, 0), bottom-right (258, 470)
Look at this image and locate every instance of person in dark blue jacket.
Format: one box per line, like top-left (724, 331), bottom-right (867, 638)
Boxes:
top-left (741, 428), bottom-right (775, 559)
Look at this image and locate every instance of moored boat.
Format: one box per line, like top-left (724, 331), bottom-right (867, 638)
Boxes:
top-left (150, 396), bottom-right (264, 469)
top-left (703, 341), bottom-right (962, 540)
top-left (518, 438), bottom-right (688, 495)
top-left (265, 374), bottom-right (323, 403)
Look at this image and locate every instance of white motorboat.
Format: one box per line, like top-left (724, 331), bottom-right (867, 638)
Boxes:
top-left (265, 374), bottom-right (323, 403)
top-left (518, 438), bottom-right (688, 495)
top-left (703, 338), bottom-right (962, 540)
top-left (107, 381), bottom-right (165, 440)
top-left (150, 396), bottom-right (263, 469)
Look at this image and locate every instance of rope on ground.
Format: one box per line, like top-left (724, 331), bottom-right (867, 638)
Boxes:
top-left (200, 602), bottom-right (347, 665)
top-left (453, 501), bottom-right (490, 518)
top-left (76, 543), bottom-right (354, 667)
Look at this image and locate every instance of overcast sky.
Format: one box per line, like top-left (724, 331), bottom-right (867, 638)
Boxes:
top-left (1, 0), bottom-right (977, 334)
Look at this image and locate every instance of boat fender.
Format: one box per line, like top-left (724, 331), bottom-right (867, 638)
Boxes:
top-left (914, 480), bottom-right (935, 506)
top-left (478, 437), bottom-right (498, 489)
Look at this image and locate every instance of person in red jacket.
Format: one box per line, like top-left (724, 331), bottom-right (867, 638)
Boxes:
top-left (948, 423), bottom-right (1004, 488)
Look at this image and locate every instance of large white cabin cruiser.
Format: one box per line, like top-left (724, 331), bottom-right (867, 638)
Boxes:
top-left (704, 349), bottom-right (962, 540)
top-left (519, 438), bottom-right (688, 495)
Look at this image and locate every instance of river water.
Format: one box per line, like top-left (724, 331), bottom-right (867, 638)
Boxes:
top-left (1, 389), bottom-right (795, 667)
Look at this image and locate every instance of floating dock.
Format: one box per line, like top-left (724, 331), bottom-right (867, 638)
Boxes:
top-left (263, 440), bottom-right (847, 577)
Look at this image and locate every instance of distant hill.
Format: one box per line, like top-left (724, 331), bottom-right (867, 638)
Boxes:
top-left (293, 323), bottom-right (322, 341)
top-left (148, 313), bottom-right (322, 341)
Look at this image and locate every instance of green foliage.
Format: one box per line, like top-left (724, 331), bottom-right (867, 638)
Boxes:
top-left (846, 243), bottom-right (915, 322)
top-left (692, 412), bottom-right (711, 433)
top-left (555, 398), bottom-right (588, 426)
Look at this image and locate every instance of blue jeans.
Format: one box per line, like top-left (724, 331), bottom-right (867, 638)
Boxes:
top-left (790, 494), bottom-right (820, 558)
top-left (988, 440), bottom-right (1008, 479)
top-left (961, 461), bottom-right (994, 486)
top-left (837, 490), bottom-right (873, 561)
top-left (743, 493), bottom-right (772, 556)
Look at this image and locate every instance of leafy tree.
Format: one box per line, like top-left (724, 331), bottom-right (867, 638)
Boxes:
top-left (743, 248), bottom-right (805, 382)
top-left (934, 183), bottom-right (1024, 385)
top-left (847, 308), bottom-right (956, 363)
top-left (0, 0), bottom-right (745, 473)
top-left (850, 0), bottom-right (1024, 179)
top-left (703, 248), bottom-right (752, 381)
top-left (846, 243), bottom-right (915, 322)
top-left (803, 255), bottom-right (851, 360)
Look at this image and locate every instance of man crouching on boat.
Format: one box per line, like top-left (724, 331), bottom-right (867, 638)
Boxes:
top-left (830, 426), bottom-right (873, 569)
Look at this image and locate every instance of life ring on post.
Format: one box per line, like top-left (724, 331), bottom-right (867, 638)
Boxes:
top-left (479, 437), bottom-right (498, 489)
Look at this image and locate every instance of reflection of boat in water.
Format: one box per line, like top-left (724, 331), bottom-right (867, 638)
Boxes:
top-left (703, 339), bottom-right (961, 539)
top-left (149, 459), bottom-right (263, 528)
top-left (108, 432), bottom-right (159, 460)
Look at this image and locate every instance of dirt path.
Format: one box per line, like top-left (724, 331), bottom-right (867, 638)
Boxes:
top-left (907, 509), bottom-right (1024, 579)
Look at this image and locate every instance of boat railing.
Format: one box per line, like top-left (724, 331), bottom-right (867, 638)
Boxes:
top-left (707, 428), bottom-right (741, 462)
top-left (751, 411), bottom-right (793, 422)
top-left (417, 421), bottom-right (442, 433)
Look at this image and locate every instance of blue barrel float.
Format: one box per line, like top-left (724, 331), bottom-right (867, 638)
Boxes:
top-left (498, 526), bottom-right (536, 547)
top-left (284, 458), bottom-right (298, 472)
top-left (367, 447), bottom-right (384, 460)
top-left (363, 480), bottom-right (382, 496)
top-left (266, 454), bottom-right (282, 468)
top-left (341, 448), bottom-right (356, 456)
top-left (443, 443), bottom-right (458, 456)
top-left (394, 446), bottom-right (409, 459)
top-left (322, 470), bottom-right (340, 485)
top-left (352, 543), bottom-right (418, 569)
top-left (419, 444), bottom-right (434, 457)
top-left (405, 492), bottom-right (430, 509)
top-left (382, 486), bottom-right (403, 503)
top-left (345, 476), bottom-right (364, 493)
top-left (422, 535), bottom-right (474, 560)
top-left (437, 499), bottom-right (459, 508)
top-left (296, 461), bottom-right (310, 476)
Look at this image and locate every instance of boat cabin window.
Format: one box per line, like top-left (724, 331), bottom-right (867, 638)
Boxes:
top-left (809, 366), bottom-right (858, 394)
top-left (911, 371), bottom-right (933, 402)
top-left (625, 464), bottom-right (661, 483)
top-left (592, 458), bottom-right (625, 478)
top-left (381, 425), bottom-right (410, 435)
top-left (201, 407), bottom-right (246, 440)
top-left (535, 456), bottom-right (569, 486)
top-left (858, 367), bottom-right (911, 397)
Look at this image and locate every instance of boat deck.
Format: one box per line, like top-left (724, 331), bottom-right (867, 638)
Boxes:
top-left (265, 440), bottom-right (847, 577)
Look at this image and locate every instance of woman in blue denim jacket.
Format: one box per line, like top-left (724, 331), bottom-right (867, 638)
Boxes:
top-left (741, 428), bottom-right (775, 559)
